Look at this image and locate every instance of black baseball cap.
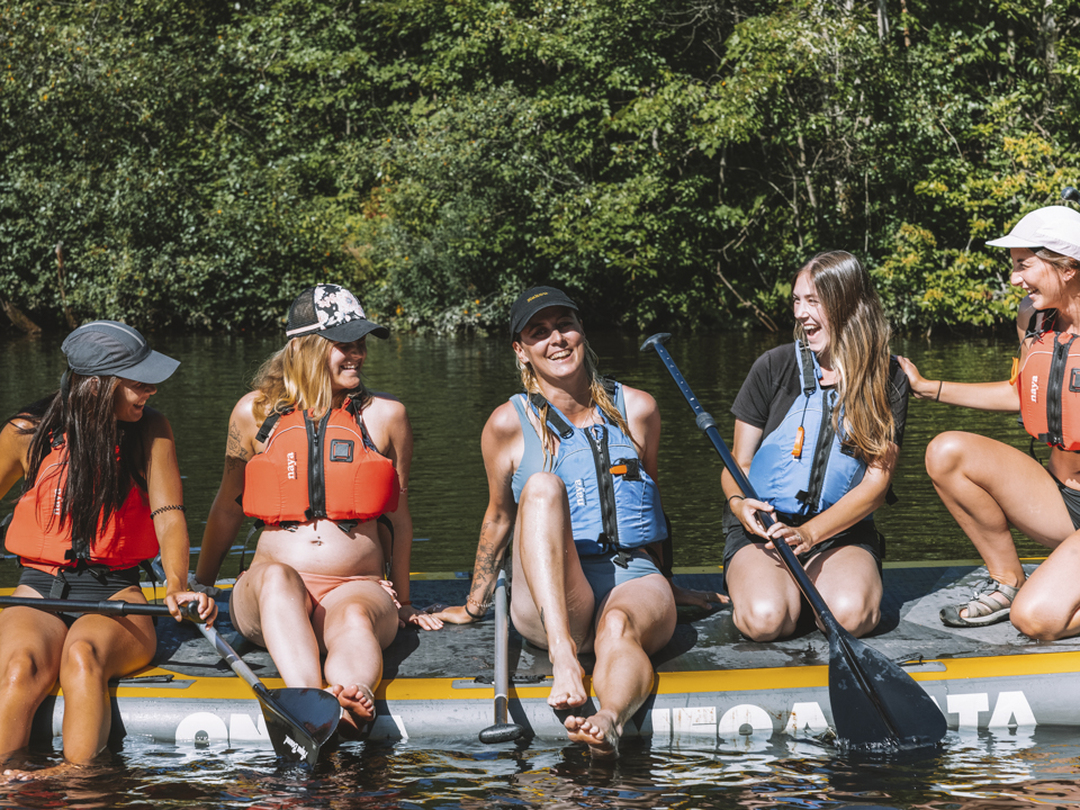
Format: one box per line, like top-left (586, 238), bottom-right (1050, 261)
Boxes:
top-left (509, 286), bottom-right (579, 337)
top-left (286, 284), bottom-right (389, 342)
top-left (61, 321), bottom-right (179, 384)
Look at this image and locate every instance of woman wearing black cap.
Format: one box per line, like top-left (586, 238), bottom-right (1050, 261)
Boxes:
top-left (436, 286), bottom-right (676, 758)
top-left (0, 321), bottom-right (215, 780)
top-left (901, 205), bottom-right (1080, 637)
top-left (194, 285), bottom-right (440, 735)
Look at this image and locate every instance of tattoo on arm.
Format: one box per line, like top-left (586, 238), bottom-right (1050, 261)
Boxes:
top-left (226, 422), bottom-right (250, 462)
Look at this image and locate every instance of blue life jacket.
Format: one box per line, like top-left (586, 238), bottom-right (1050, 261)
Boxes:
top-left (511, 381), bottom-right (666, 555)
top-left (747, 342), bottom-right (869, 519)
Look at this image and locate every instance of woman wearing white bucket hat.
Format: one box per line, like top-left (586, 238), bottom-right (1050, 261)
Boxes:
top-left (899, 204), bottom-right (1080, 638)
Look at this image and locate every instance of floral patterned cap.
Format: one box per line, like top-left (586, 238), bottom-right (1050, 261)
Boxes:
top-left (286, 284), bottom-right (390, 342)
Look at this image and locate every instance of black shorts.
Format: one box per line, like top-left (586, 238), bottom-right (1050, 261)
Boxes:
top-left (18, 564), bottom-right (143, 625)
top-left (722, 506), bottom-right (885, 574)
top-left (1057, 479), bottom-right (1080, 530)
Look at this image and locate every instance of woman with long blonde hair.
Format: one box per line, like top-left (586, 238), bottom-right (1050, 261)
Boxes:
top-left (436, 286), bottom-right (677, 759)
top-left (723, 251), bottom-right (907, 641)
top-left (194, 285), bottom-right (441, 734)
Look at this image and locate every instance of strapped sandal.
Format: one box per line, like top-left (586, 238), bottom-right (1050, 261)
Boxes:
top-left (940, 578), bottom-right (1021, 628)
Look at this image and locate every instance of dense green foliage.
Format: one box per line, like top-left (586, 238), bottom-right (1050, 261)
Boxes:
top-left (2, 0), bottom-right (1078, 334)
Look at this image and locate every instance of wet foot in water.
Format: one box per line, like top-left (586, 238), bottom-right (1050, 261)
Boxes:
top-left (329, 683), bottom-right (376, 737)
top-left (1, 761), bottom-right (82, 784)
top-left (564, 711), bottom-right (620, 759)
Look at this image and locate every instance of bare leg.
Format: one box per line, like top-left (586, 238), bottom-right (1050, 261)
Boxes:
top-left (807, 545), bottom-right (882, 637)
top-left (564, 573), bottom-right (676, 758)
top-left (316, 579), bottom-right (398, 731)
top-left (56, 587), bottom-right (156, 764)
top-left (926, 432), bottom-right (1072, 613)
top-left (1013, 530), bottom-right (1080, 639)
top-left (0, 588), bottom-right (68, 764)
top-left (725, 542), bottom-right (803, 641)
top-left (509, 472), bottom-right (595, 710)
top-left (230, 562), bottom-right (323, 687)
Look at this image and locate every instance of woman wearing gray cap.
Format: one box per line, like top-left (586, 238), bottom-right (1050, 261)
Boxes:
top-left (900, 205), bottom-right (1080, 637)
top-left (436, 286), bottom-right (676, 758)
top-left (0, 321), bottom-right (215, 781)
top-left (194, 285), bottom-right (440, 736)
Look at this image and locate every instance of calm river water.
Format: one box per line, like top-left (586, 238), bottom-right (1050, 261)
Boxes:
top-left (0, 326), bottom-right (1071, 809)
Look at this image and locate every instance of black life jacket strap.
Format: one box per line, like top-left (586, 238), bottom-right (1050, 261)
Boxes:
top-left (255, 410), bottom-right (285, 444)
top-left (1040, 332), bottom-right (1078, 449)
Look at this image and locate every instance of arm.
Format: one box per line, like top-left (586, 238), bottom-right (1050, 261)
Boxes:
top-left (375, 396), bottom-right (440, 631)
top-left (435, 403), bottom-right (520, 625)
top-left (0, 419), bottom-right (32, 501)
top-left (721, 419), bottom-right (777, 538)
top-left (767, 443), bottom-right (899, 555)
top-left (897, 355), bottom-right (1020, 412)
top-left (142, 410), bottom-right (216, 623)
top-left (194, 393), bottom-right (258, 587)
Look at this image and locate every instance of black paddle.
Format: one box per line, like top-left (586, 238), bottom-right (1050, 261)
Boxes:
top-left (641, 333), bottom-right (947, 751)
top-left (478, 568), bottom-right (526, 744)
top-left (0, 595), bottom-right (340, 765)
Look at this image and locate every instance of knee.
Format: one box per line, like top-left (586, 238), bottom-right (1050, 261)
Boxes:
top-left (732, 600), bottom-right (795, 642)
top-left (924, 432), bottom-right (969, 481)
top-left (595, 607), bottom-right (632, 646)
top-left (519, 472), bottom-right (568, 509)
top-left (829, 597), bottom-right (880, 638)
top-left (255, 562), bottom-right (306, 590)
top-left (1011, 594), bottom-right (1068, 641)
top-left (61, 638), bottom-right (106, 683)
top-left (0, 649), bottom-right (54, 695)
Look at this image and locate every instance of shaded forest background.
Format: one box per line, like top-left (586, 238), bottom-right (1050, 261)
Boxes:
top-left (2, 0), bottom-right (1078, 335)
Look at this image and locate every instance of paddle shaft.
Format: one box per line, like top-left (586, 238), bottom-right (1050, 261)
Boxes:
top-left (0, 595), bottom-right (177, 616)
top-left (478, 567), bottom-right (526, 743)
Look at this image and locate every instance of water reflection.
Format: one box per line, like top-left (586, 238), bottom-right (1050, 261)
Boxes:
top-left (2, 727), bottom-right (1080, 808)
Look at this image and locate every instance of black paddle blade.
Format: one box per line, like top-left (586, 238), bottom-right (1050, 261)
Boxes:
top-left (478, 722), bottom-right (527, 744)
top-left (261, 687), bottom-right (341, 766)
top-left (827, 630), bottom-right (947, 752)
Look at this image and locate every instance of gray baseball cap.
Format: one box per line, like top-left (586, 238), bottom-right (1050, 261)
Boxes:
top-left (61, 321), bottom-right (179, 384)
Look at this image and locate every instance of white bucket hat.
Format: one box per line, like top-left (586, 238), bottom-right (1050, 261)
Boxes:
top-left (986, 205), bottom-right (1080, 262)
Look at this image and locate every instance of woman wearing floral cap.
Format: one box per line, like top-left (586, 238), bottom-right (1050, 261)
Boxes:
top-left (0, 321), bottom-right (215, 781)
top-left (900, 205), bottom-right (1080, 637)
top-left (194, 285), bottom-right (440, 735)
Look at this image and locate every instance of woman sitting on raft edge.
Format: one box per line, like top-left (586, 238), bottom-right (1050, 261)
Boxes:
top-left (900, 205), bottom-right (1080, 639)
top-left (722, 251), bottom-right (907, 643)
top-left (435, 285), bottom-right (683, 758)
top-left (194, 284), bottom-right (441, 736)
top-left (0, 321), bottom-right (216, 782)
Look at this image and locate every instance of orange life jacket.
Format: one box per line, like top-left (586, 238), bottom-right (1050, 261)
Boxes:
top-left (1015, 326), bottom-right (1080, 451)
top-left (242, 396), bottom-right (400, 525)
top-left (6, 437), bottom-right (158, 575)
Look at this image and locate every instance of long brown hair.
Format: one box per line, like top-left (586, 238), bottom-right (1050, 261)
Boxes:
top-left (21, 373), bottom-right (149, 553)
top-left (794, 251), bottom-right (895, 463)
top-left (252, 334), bottom-right (367, 423)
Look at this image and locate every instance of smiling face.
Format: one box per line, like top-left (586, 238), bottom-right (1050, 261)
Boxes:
top-left (1009, 248), bottom-right (1071, 310)
top-left (113, 378), bottom-right (157, 422)
top-left (793, 269), bottom-right (831, 361)
top-left (512, 306), bottom-right (585, 382)
top-left (327, 338), bottom-right (367, 392)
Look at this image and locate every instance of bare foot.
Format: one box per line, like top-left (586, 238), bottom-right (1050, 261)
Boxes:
top-left (564, 711), bottom-right (619, 759)
top-left (547, 655), bottom-right (588, 711)
top-left (1, 761), bottom-right (82, 784)
top-left (328, 683), bottom-right (376, 737)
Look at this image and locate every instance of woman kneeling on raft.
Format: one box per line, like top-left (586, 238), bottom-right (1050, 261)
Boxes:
top-left (435, 286), bottom-right (677, 758)
top-left (194, 285), bottom-right (441, 734)
top-left (900, 205), bottom-right (1080, 638)
top-left (0, 322), bottom-right (216, 781)
top-left (723, 251), bottom-right (907, 642)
